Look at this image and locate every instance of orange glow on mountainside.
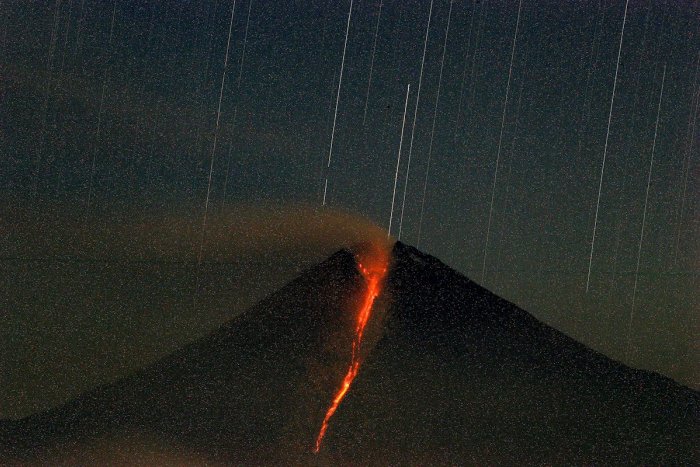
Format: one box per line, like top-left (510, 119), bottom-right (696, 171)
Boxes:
top-left (313, 244), bottom-right (389, 454)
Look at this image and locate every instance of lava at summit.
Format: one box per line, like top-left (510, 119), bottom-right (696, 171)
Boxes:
top-left (313, 242), bottom-right (389, 454)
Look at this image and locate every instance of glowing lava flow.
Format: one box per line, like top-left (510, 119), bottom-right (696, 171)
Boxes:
top-left (313, 246), bottom-right (389, 454)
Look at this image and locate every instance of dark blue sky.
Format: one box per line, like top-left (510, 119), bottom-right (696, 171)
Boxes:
top-left (2, 0), bottom-right (698, 387)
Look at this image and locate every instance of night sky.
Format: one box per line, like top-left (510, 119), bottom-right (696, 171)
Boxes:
top-left (1, 0), bottom-right (698, 398)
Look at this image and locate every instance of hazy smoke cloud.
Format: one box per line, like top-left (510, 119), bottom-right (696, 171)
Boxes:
top-left (1, 202), bottom-right (393, 419)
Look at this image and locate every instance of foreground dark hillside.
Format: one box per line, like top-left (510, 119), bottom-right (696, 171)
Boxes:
top-left (1, 242), bottom-right (697, 464)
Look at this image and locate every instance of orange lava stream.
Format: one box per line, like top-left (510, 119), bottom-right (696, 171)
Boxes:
top-left (313, 248), bottom-right (388, 454)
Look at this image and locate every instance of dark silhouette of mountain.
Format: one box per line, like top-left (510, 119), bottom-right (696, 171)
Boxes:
top-left (1, 242), bottom-right (698, 464)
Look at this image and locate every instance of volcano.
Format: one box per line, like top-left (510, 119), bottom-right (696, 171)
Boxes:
top-left (1, 242), bottom-right (697, 464)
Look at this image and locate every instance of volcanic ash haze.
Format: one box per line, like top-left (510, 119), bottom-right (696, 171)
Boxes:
top-left (0, 203), bottom-right (392, 420)
top-left (1, 238), bottom-right (698, 464)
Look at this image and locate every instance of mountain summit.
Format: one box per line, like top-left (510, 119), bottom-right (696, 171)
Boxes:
top-left (2, 242), bottom-right (697, 464)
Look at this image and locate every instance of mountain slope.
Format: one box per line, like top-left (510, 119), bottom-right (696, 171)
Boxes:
top-left (1, 247), bottom-right (374, 464)
top-left (327, 242), bottom-right (698, 464)
top-left (1, 242), bottom-right (697, 464)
